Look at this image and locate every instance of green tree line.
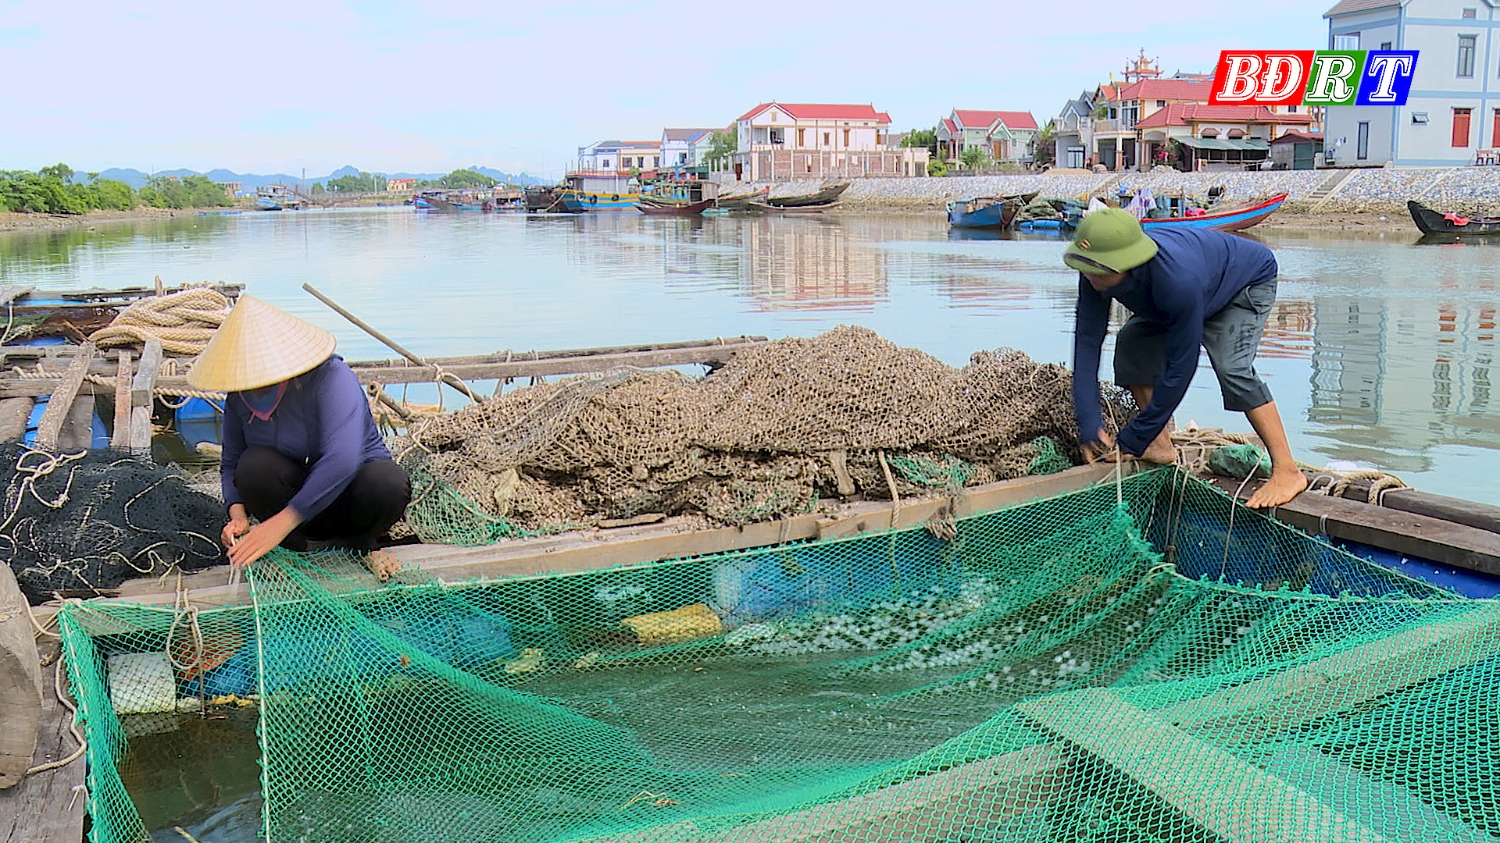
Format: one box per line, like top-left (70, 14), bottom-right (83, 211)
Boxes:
top-left (0, 163), bottom-right (235, 213)
top-left (326, 168), bottom-right (505, 193)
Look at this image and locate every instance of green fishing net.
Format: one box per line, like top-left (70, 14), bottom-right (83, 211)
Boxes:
top-left (59, 468), bottom-right (1500, 843)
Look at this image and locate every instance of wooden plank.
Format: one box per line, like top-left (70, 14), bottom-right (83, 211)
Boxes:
top-left (32, 342), bottom-right (93, 451)
top-left (54, 395), bottom-right (95, 452)
top-left (0, 565), bottom-right (42, 787)
top-left (587, 744), bottom-right (1069, 843)
top-left (110, 351), bottom-right (133, 450)
top-left (815, 463), bottom-right (1134, 540)
top-left (1017, 688), bottom-right (1392, 843)
top-left (345, 336), bottom-right (769, 370)
top-left (1263, 746), bottom-right (1495, 843)
top-left (129, 338), bottom-right (162, 454)
top-left (0, 398), bottom-right (32, 443)
top-left (100, 466), bottom-right (1128, 610)
top-left (1323, 477), bottom-right (1500, 536)
top-left (1159, 604), bottom-right (1500, 736)
top-left (0, 285), bottom-right (36, 308)
top-left (0, 642), bottom-right (85, 842)
top-left (1209, 477), bottom-right (1500, 576)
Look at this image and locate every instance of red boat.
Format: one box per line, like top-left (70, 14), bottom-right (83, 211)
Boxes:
top-left (1140, 193), bottom-right (1288, 232)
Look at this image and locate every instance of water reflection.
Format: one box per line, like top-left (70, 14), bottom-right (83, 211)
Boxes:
top-left (2, 209), bottom-right (1498, 503)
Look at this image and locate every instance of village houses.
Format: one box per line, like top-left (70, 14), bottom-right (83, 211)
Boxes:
top-left (386, 177), bottom-right (417, 193)
top-left (576, 140), bottom-right (662, 174)
top-left (660, 128), bottom-right (718, 171)
top-left (1322, 0), bottom-right (1500, 167)
top-left (730, 102), bottom-right (929, 181)
top-left (936, 109), bottom-right (1039, 164)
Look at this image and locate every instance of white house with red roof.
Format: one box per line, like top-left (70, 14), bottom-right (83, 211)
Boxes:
top-left (729, 102), bottom-right (927, 180)
top-left (935, 109), bottom-right (1039, 164)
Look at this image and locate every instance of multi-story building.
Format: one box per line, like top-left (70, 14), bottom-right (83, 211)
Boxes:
top-left (386, 177), bottom-right (417, 193)
top-left (1323, 0), bottom-right (1500, 166)
top-left (936, 109), bottom-right (1039, 164)
top-left (1052, 94), bottom-right (1097, 168)
top-left (1136, 104), bottom-right (1318, 170)
top-left (729, 102), bottom-right (928, 180)
top-left (660, 128), bottom-right (717, 170)
top-left (576, 140), bottom-right (662, 174)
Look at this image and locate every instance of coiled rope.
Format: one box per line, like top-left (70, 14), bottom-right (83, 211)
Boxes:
top-left (88, 288), bottom-right (230, 355)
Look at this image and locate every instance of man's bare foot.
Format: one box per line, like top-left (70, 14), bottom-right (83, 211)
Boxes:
top-left (1245, 469), bottom-right (1309, 509)
top-left (1140, 434), bottom-right (1177, 465)
top-left (366, 549), bottom-right (401, 581)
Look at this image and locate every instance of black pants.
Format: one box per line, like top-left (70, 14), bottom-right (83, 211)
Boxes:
top-left (235, 446), bottom-right (411, 552)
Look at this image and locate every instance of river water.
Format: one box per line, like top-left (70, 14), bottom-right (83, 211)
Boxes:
top-left (4, 207), bottom-right (1500, 840)
top-left (4, 207), bottom-right (1496, 504)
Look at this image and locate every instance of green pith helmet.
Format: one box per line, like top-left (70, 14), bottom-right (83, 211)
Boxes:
top-left (1063, 208), bottom-right (1159, 274)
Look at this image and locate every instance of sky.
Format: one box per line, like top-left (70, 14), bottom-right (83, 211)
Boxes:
top-left (0, 0), bottom-right (1328, 179)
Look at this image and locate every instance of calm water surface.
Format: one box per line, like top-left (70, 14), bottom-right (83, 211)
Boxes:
top-left (4, 207), bottom-right (1495, 503)
top-left (5, 207), bottom-right (1500, 837)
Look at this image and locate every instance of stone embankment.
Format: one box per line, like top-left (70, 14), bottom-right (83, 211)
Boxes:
top-left (825, 168), bottom-right (1500, 216)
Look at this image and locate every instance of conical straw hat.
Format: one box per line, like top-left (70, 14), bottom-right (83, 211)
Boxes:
top-left (187, 296), bottom-right (336, 392)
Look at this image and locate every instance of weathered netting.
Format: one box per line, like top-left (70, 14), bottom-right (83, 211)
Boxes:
top-left (0, 443), bottom-right (224, 603)
top-left (394, 327), bottom-right (1124, 543)
top-left (59, 468), bottom-right (1500, 843)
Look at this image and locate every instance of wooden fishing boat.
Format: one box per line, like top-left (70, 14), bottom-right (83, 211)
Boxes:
top-left (946, 193), bottom-right (1037, 229)
top-left (1139, 193), bottom-right (1287, 232)
top-left (557, 189), bottom-right (642, 212)
top-left (637, 198), bottom-right (713, 216)
top-left (255, 185), bottom-right (302, 211)
top-left (715, 187), bottom-right (770, 211)
top-left (747, 201), bottom-right (839, 214)
top-left (766, 180), bottom-right (850, 208)
top-left (1407, 200), bottom-right (1500, 236)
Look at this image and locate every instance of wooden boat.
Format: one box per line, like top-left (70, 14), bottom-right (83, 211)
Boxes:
top-left (946, 193), bottom-right (1037, 229)
top-left (254, 185), bottom-right (302, 211)
top-left (557, 189), bottom-right (642, 212)
top-left (1407, 200), bottom-right (1500, 236)
top-left (715, 187), bottom-right (770, 211)
top-left (637, 198), bottom-right (713, 216)
top-left (766, 180), bottom-right (850, 208)
top-left (1139, 193), bottom-right (1287, 232)
top-left (747, 201), bottom-right (839, 214)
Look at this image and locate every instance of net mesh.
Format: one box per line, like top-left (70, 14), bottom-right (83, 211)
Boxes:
top-left (391, 327), bottom-right (1119, 542)
top-left (59, 467), bottom-right (1500, 843)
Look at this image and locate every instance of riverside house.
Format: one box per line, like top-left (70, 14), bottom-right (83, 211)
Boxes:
top-left (576, 140), bottom-right (662, 174)
top-left (1052, 93), bottom-right (1097, 168)
top-left (1322, 0), bottom-right (1500, 166)
top-left (660, 128), bottom-right (717, 171)
top-left (936, 109), bottom-right (1039, 164)
top-left (729, 102), bottom-right (929, 181)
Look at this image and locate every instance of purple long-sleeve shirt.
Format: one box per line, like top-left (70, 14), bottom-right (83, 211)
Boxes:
top-left (220, 355), bottom-right (392, 521)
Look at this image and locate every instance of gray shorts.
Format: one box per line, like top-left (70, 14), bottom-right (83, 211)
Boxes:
top-left (1114, 279), bottom-right (1276, 412)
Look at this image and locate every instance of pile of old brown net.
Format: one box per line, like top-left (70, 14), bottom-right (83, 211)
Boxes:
top-left (390, 326), bottom-right (1129, 542)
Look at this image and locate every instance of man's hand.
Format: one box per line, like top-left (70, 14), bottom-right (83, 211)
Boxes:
top-left (221, 504), bottom-right (250, 549)
top-left (1081, 429), bottom-right (1118, 464)
top-left (227, 507), bottom-right (304, 570)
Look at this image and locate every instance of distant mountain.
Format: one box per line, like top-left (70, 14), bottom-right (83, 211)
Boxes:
top-left (90, 164), bottom-right (550, 190)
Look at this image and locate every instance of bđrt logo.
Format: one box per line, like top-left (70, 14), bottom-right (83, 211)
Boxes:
top-left (1209, 50), bottom-right (1419, 107)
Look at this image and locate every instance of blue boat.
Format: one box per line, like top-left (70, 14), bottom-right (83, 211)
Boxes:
top-left (558, 189), bottom-right (642, 212)
top-left (1016, 218), bottom-right (1070, 231)
top-left (254, 185), bottom-right (302, 211)
top-left (946, 193), bottom-right (1033, 229)
top-left (1140, 193), bottom-right (1287, 232)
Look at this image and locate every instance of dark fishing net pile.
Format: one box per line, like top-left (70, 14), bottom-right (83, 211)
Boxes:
top-left (0, 444), bottom-right (225, 603)
top-left (393, 327), bottom-right (1131, 543)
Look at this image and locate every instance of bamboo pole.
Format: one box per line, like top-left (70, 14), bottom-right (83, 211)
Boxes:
top-left (301, 283), bottom-right (480, 402)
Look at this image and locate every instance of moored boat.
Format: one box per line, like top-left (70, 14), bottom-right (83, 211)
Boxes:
top-left (557, 189), bottom-right (642, 212)
top-left (714, 187), bottom-right (770, 211)
top-left (946, 193), bottom-right (1036, 229)
top-left (1407, 200), bottom-right (1500, 236)
top-left (637, 198), bottom-right (713, 216)
top-left (766, 180), bottom-right (850, 208)
top-left (255, 185), bottom-right (302, 211)
top-left (1139, 193), bottom-right (1287, 232)
top-left (747, 200), bottom-right (839, 214)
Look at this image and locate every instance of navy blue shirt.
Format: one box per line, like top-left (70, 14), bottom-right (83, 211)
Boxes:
top-left (220, 356), bottom-right (392, 520)
top-left (1073, 227), bottom-right (1278, 456)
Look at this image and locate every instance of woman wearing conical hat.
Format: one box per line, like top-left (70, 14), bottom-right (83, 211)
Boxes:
top-left (188, 296), bottom-right (410, 579)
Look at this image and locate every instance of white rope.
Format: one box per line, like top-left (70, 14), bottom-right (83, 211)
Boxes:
top-left (23, 655), bottom-right (86, 777)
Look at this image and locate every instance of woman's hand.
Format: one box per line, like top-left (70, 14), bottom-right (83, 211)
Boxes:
top-left (227, 507), bottom-right (303, 569)
top-left (221, 504), bottom-right (250, 549)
